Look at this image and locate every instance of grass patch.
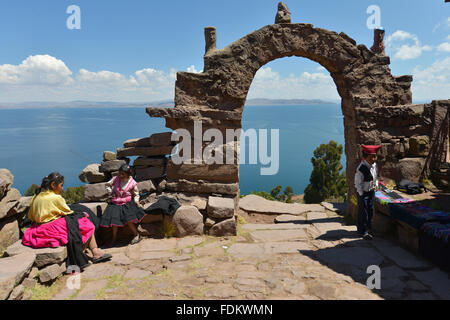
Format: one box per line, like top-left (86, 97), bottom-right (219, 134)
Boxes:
top-left (30, 279), bottom-right (64, 300)
top-left (162, 217), bottom-right (177, 238)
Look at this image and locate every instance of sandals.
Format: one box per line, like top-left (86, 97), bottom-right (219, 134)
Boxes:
top-left (130, 235), bottom-right (142, 245)
top-left (92, 253), bottom-right (112, 264)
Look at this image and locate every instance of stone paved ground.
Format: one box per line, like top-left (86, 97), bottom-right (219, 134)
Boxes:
top-left (34, 209), bottom-right (449, 300)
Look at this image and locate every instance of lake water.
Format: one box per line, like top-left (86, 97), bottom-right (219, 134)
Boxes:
top-left (0, 104), bottom-right (345, 196)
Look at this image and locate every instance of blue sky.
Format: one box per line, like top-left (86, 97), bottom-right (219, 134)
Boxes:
top-left (0, 0), bottom-right (449, 103)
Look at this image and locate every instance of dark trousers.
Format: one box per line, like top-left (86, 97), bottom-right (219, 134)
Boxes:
top-left (357, 190), bottom-right (375, 235)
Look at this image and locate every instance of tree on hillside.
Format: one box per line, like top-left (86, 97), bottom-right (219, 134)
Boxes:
top-left (304, 140), bottom-right (347, 204)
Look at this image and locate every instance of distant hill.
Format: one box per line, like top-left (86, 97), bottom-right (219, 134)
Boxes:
top-left (245, 98), bottom-right (337, 106)
top-left (0, 98), bottom-right (337, 109)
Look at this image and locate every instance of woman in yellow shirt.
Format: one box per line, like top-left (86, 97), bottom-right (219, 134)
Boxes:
top-left (22, 172), bottom-right (111, 266)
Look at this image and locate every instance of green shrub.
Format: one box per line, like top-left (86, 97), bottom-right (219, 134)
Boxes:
top-left (304, 140), bottom-right (347, 204)
top-left (61, 186), bottom-right (85, 204)
top-left (250, 190), bottom-right (275, 201)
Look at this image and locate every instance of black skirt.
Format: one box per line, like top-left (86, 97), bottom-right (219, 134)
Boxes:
top-left (99, 200), bottom-right (146, 228)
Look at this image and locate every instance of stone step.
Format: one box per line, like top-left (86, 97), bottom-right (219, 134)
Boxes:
top-left (5, 241), bottom-right (67, 268)
top-left (239, 194), bottom-right (325, 215)
top-left (0, 252), bottom-right (36, 300)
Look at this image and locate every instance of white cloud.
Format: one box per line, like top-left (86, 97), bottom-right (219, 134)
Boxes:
top-left (437, 42), bottom-right (450, 52)
top-left (247, 67), bottom-right (339, 100)
top-left (412, 57), bottom-right (450, 100)
top-left (386, 30), bottom-right (433, 60)
top-left (0, 55), bottom-right (180, 102)
top-left (0, 55), bottom-right (73, 85)
top-left (186, 65), bottom-right (202, 73)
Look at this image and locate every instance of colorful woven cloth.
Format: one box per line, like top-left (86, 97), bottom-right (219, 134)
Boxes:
top-left (375, 190), bottom-right (414, 205)
top-left (389, 203), bottom-right (450, 229)
top-left (419, 222), bottom-right (450, 271)
top-left (420, 222), bottom-right (450, 244)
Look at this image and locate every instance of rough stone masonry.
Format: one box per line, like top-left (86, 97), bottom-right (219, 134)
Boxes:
top-left (146, 7), bottom-right (449, 224)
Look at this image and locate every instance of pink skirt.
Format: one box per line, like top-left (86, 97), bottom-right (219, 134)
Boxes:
top-left (22, 215), bottom-right (95, 249)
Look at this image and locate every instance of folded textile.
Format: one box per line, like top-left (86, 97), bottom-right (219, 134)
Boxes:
top-left (389, 203), bottom-right (450, 229)
top-left (143, 196), bottom-right (181, 217)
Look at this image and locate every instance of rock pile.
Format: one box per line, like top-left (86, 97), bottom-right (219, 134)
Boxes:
top-left (0, 169), bottom-right (31, 252)
top-left (79, 132), bottom-right (176, 203)
top-left (1, 241), bottom-right (68, 300)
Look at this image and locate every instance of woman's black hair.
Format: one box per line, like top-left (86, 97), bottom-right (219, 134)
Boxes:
top-left (118, 164), bottom-right (132, 176)
top-left (362, 152), bottom-right (368, 158)
top-left (35, 172), bottom-right (64, 195)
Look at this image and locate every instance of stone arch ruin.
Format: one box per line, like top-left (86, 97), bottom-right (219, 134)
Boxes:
top-left (147, 19), bottom-right (449, 233)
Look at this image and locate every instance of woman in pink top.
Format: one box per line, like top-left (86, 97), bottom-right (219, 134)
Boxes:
top-left (100, 164), bottom-right (146, 246)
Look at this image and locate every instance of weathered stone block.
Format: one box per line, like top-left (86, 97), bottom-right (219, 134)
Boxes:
top-left (135, 167), bottom-right (165, 181)
top-left (137, 180), bottom-right (156, 194)
top-left (79, 164), bottom-right (107, 183)
top-left (166, 161), bottom-right (239, 183)
top-left (165, 179), bottom-right (238, 196)
top-left (397, 158), bottom-right (426, 182)
top-left (207, 196), bottom-right (235, 219)
top-left (0, 252), bottom-right (36, 300)
top-left (77, 202), bottom-right (108, 216)
top-left (117, 146), bottom-right (174, 157)
top-left (39, 263), bottom-right (65, 283)
top-left (103, 151), bottom-right (117, 161)
top-left (133, 156), bottom-right (166, 167)
top-left (150, 132), bottom-right (176, 146)
top-left (209, 217), bottom-right (237, 237)
top-left (99, 159), bottom-right (127, 173)
top-left (408, 136), bottom-right (430, 157)
top-left (0, 169), bottom-right (14, 199)
top-left (0, 188), bottom-right (21, 220)
top-left (84, 183), bottom-right (110, 202)
top-left (173, 206), bottom-right (204, 237)
top-left (0, 218), bottom-right (19, 251)
top-left (5, 240), bottom-right (67, 268)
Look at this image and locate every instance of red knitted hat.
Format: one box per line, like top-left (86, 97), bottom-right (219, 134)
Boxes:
top-left (362, 145), bottom-right (381, 155)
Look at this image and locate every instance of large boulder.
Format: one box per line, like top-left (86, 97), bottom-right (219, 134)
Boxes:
top-left (397, 158), bottom-right (426, 182)
top-left (0, 169), bottom-right (14, 199)
top-left (207, 196), bottom-right (235, 219)
top-left (0, 218), bottom-right (19, 251)
top-left (0, 252), bottom-right (36, 300)
top-left (0, 188), bottom-right (21, 219)
top-left (173, 206), bottom-right (204, 237)
top-left (84, 183), bottom-right (110, 202)
top-left (5, 241), bottom-right (67, 268)
top-left (78, 164), bottom-right (108, 183)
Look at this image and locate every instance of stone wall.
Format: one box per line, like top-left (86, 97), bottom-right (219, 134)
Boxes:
top-left (147, 21), bottom-right (420, 223)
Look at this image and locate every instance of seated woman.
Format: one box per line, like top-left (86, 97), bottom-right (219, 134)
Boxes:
top-left (100, 164), bottom-right (146, 247)
top-left (22, 172), bottom-right (111, 268)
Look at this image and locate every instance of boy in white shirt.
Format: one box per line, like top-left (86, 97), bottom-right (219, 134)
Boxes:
top-left (354, 145), bottom-right (381, 240)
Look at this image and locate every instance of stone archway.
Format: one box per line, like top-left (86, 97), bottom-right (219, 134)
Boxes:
top-left (147, 22), bottom-right (414, 224)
